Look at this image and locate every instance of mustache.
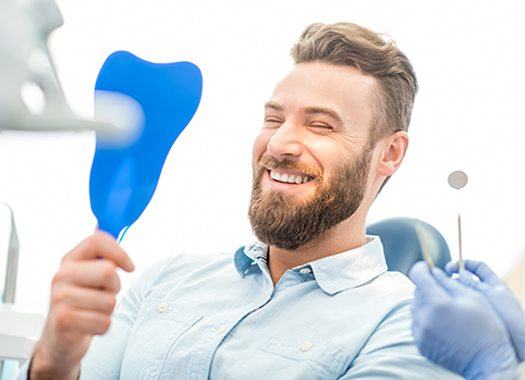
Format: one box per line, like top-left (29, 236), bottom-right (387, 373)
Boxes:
top-left (257, 155), bottom-right (322, 179)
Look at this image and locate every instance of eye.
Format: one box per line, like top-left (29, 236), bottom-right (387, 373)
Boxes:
top-left (310, 123), bottom-right (333, 130)
top-left (264, 117), bottom-right (283, 127)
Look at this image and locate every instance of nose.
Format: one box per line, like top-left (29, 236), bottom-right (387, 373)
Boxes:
top-left (266, 122), bottom-right (303, 161)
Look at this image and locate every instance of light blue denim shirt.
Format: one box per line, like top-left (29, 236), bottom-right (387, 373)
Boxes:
top-left (18, 236), bottom-right (458, 379)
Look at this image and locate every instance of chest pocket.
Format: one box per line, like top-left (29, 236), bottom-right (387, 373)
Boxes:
top-left (120, 296), bottom-right (203, 379)
top-left (256, 330), bottom-right (350, 379)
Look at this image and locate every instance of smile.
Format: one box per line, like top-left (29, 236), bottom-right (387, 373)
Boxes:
top-left (269, 170), bottom-right (314, 185)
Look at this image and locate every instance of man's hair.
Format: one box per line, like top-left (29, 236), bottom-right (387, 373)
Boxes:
top-left (291, 22), bottom-right (418, 145)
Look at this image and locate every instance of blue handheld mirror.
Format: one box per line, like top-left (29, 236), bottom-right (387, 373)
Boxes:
top-left (90, 51), bottom-right (202, 239)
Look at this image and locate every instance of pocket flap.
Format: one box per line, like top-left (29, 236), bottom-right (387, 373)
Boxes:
top-left (259, 333), bottom-right (348, 375)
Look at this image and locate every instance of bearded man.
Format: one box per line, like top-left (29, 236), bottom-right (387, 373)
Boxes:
top-left (21, 22), bottom-right (459, 379)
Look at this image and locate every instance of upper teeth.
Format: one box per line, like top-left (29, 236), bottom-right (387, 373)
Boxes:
top-left (270, 170), bottom-right (313, 184)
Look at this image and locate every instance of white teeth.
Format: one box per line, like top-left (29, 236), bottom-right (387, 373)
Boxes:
top-left (269, 170), bottom-right (313, 184)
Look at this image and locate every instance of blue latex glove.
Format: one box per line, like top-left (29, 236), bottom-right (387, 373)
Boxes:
top-left (409, 261), bottom-right (518, 379)
top-left (446, 260), bottom-right (525, 363)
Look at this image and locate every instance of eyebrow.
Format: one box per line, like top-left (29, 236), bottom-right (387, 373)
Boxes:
top-left (264, 101), bottom-right (284, 112)
top-left (264, 101), bottom-right (343, 125)
top-left (303, 106), bottom-right (343, 125)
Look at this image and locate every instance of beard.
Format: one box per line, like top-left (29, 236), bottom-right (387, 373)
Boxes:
top-left (248, 145), bottom-right (373, 250)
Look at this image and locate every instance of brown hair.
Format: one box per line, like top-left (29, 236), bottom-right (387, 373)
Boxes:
top-left (291, 22), bottom-right (418, 144)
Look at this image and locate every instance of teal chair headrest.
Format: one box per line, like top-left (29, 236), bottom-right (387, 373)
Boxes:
top-left (366, 217), bottom-right (451, 275)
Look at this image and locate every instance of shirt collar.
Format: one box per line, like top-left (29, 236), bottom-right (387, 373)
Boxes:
top-left (234, 241), bottom-right (268, 277)
top-left (308, 236), bottom-right (387, 295)
top-left (234, 236), bottom-right (387, 295)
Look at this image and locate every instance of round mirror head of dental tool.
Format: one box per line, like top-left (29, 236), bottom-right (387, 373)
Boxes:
top-left (448, 170), bottom-right (468, 190)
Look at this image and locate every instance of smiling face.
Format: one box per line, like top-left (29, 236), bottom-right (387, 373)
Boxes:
top-left (248, 61), bottom-right (380, 250)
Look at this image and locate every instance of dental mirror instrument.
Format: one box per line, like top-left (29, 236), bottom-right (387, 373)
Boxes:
top-left (448, 170), bottom-right (468, 271)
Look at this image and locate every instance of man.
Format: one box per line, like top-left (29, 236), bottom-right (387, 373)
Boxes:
top-left (21, 22), bottom-right (458, 379)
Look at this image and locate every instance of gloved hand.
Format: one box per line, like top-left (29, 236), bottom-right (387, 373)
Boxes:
top-left (409, 261), bottom-right (518, 379)
top-left (446, 260), bottom-right (525, 363)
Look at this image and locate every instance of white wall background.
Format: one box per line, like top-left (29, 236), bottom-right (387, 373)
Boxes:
top-left (1, 0), bottom-right (524, 316)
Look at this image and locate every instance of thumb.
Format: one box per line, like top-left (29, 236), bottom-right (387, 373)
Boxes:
top-left (409, 261), bottom-right (449, 299)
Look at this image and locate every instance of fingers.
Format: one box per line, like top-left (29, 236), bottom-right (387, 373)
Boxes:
top-left (464, 260), bottom-right (501, 285)
top-left (444, 262), bottom-right (479, 288)
top-left (445, 260), bottom-right (502, 286)
top-left (444, 261), bottom-right (456, 275)
top-left (409, 261), bottom-right (449, 300)
top-left (63, 231), bottom-right (135, 273)
top-left (53, 307), bottom-right (111, 336)
top-left (34, 233), bottom-right (131, 371)
top-left (431, 267), bottom-right (468, 296)
top-left (51, 284), bottom-right (117, 314)
top-left (457, 270), bottom-right (492, 292)
top-left (53, 260), bottom-right (121, 292)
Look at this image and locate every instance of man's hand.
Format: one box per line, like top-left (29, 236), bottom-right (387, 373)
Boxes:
top-left (30, 231), bottom-right (135, 380)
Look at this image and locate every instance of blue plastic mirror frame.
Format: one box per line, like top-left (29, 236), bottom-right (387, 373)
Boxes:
top-left (90, 51), bottom-right (202, 239)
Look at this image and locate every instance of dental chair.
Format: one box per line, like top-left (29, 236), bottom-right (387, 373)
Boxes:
top-left (366, 217), bottom-right (451, 274)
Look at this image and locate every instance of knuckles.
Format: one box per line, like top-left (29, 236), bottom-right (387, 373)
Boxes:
top-left (85, 233), bottom-right (103, 250)
top-left (106, 296), bottom-right (117, 312)
top-left (51, 266), bottom-right (69, 286)
top-left (51, 288), bottom-right (69, 306)
top-left (51, 272), bottom-right (63, 287)
top-left (101, 262), bottom-right (117, 280)
top-left (99, 293), bottom-right (117, 313)
top-left (100, 262), bottom-right (120, 291)
top-left (99, 316), bottom-right (111, 334)
top-left (54, 307), bottom-right (73, 330)
top-left (52, 307), bottom-right (112, 336)
top-left (53, 260), bottom-right (120, 288)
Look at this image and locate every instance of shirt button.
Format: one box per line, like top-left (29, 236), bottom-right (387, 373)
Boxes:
top-left (217, 324), bottom-right (227, 334)
top-left (299, 267), bottom-right (311, 274)
top-left (157, 302), bottom-right (169, 313)
top-left (299, 342), bottom-right (313, 352)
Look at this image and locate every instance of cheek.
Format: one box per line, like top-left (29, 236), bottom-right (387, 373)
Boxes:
top-left (304, 138), bottom-right (343, 174)
top-left (252, 130), bottom-right (273, 161)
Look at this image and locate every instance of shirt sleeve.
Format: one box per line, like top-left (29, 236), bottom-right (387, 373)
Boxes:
top-left (78, 257), bottom-right (173, 380)
top-left (339, 302), bottom-right (462, 380)
top-left (15, 257), bottom-right (174, 380)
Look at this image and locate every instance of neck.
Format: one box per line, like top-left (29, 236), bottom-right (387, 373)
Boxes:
top-left (267, 210), bottom-right (368, 285)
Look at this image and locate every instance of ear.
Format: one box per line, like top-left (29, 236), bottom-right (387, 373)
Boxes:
top-left (376, 131), bottom-right (409, 177)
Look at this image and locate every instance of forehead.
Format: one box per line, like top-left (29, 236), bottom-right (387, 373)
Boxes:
top-left (269, 62), bottom-right (378, 129)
